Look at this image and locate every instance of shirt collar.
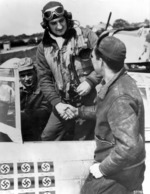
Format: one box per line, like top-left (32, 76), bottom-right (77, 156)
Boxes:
top-left (50, 33), bottom-right (65, 49)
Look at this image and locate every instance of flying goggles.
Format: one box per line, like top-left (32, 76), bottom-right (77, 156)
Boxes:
top-left (43, 6), bottom-right (65, 21)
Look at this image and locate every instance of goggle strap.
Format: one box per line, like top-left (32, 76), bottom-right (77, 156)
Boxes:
top-left (44, 6), bottom-right (61, 13)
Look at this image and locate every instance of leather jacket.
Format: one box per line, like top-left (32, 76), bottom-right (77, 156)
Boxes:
top-left (36, 27), bottom-right (101, 107)
top-left (79, 68), bottom-right (146, 190)
top-left (20, 83), bottom-right (51, 114)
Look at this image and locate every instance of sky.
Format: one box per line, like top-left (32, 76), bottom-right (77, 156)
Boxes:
top-left (0, 0), bottom-right (149, 36)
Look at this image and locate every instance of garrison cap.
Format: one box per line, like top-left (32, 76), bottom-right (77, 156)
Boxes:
top-left (97, 36), bottom-right (126, 63)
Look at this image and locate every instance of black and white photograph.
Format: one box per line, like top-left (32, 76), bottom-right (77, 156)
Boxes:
top-left (0, 0), bottom-right (150, 193)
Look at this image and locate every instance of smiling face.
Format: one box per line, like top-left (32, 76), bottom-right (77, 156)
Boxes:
top-left (19, 69), bottom-right (36, 89)
top-left (48, 16), bottom-right (67, 36)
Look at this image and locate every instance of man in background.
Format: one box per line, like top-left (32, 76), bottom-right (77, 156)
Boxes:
top-left (19, 57), bottom-right (51, 141)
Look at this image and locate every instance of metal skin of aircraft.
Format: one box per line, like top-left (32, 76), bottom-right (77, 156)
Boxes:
top-left (113, 27), bottom-right (150, 64)
top-left (0, 30), bottom-right (150, 194)
top-left (0, 66), bottom-right (96, 194)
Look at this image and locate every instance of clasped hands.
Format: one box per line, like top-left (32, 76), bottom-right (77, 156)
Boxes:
top-left (55, 81), bottom-right (92, 120)
top-left (55, 102), bottom-right (78, 120)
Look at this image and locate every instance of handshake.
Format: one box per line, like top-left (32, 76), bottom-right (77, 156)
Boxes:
top-left (55, 81), bottom-right (92, 120)
top-left (55, 102), bottom-right (79, 120)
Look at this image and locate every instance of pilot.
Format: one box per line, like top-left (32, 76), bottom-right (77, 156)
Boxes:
top-left (18, 58), bottom-right (51, 141)
top-left (36, 1), bottom-right (101, 141)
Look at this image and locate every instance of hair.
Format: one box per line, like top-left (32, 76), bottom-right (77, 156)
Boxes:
top-left (95, 47), bottom-right (124, 73)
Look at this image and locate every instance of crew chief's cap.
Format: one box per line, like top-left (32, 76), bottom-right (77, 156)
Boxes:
top-left (97, 36), bottom-right (126, 63)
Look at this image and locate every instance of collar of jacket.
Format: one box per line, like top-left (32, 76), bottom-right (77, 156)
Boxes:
top-left (42, 28), bottom-right (76, 47)
top-left (21, 82), bottom-right (40, 95)
top-left (98, 67), bottom-right (126, 100)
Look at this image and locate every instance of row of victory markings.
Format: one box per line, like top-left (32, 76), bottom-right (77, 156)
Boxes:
top-left (0, 176), bottom-right (55, 190)
top-left (0, 162), bottom-right (54, 174)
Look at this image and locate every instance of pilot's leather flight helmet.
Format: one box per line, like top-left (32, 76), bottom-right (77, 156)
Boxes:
top-left (18, 58), bottom-right (35, 72)
top-left (41, 1), bottom-right (73, 32)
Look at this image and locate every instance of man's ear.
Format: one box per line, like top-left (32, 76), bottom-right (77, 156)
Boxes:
top-left (101, 60), bottom-right (106, 70)
top-left (101, 59), bottom-right (104, 66)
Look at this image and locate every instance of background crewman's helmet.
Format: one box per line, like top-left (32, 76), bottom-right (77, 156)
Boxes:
top-left (18, 58), bottom-right (35, 72)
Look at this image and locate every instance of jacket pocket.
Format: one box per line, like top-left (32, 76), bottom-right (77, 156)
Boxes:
top-left (94, 135), bottom-right (115, 161)
top-left (95, 135), bottom-right (115, 146)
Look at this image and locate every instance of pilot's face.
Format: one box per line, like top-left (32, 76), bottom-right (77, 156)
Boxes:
top-left (48, 16), bottom-right (67, 36)
top-left (19, 69), bottom-right (36, 88)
